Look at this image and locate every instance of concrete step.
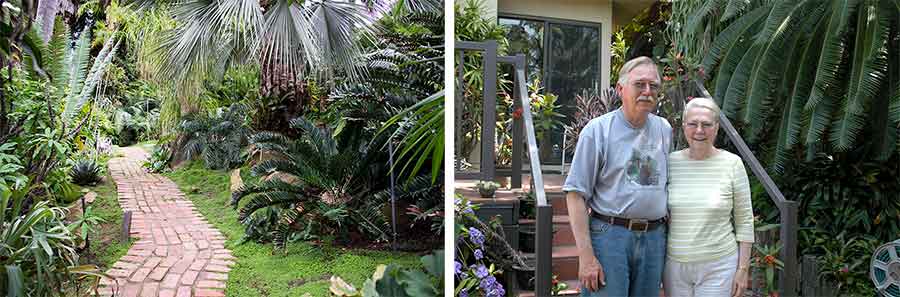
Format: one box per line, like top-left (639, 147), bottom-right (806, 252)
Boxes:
top-left (520, 215), bottom-right (575, 246)
top-left (521, 245), bottom-right (579, 281)
top-left (515, 280), bottom-right (581, 297)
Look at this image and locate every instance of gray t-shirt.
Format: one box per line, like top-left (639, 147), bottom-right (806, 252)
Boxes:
top-left (563, 108), bottom-right (672, 220)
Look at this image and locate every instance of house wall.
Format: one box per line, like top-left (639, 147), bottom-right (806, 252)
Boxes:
top-left (495, 0), bottom-right (613, 89)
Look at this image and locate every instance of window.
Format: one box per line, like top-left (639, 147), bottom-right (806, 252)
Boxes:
top-left (499, 15), bottom-right (602, 165)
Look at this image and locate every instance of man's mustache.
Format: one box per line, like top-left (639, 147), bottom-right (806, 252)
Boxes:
top-left (637, 95), bottom-right (655, 102)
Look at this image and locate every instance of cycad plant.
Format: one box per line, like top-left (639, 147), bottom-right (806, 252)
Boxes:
top-left (177, 104), bottom-right (250, 170)
top-left (231, 117), bottom-right (392, 248)
top-left (685, 0), bottom-right (900, 170)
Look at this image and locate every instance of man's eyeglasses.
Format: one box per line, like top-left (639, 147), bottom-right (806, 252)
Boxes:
top-left (684, 121), bottom-right (715, 130)
top-left (632, 81), bottom-right (661, 93)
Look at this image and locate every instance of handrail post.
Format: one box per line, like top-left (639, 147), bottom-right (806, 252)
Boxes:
top-left (482, 41), bottom-right (497, 182)
top-left (780, 201), bottom-right (799, 297)
top-left (535, 205), bottom-right (553, 294)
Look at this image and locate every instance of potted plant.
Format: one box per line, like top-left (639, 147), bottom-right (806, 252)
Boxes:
top-left (476, 180), bottom-right (500, 198)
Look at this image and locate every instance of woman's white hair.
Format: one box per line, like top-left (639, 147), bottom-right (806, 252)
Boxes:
top-left (682, 97), bottom-right (721, 122)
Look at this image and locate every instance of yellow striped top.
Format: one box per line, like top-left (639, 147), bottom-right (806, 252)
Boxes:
top-left (666, 149), bottom-right (754, 263)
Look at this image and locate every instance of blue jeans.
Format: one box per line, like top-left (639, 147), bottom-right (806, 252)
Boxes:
top-left (581, 217), bottom-right (666, 297)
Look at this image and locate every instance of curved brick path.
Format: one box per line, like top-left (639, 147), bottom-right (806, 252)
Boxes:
top-left (98, 147), bottom-right (234, 297)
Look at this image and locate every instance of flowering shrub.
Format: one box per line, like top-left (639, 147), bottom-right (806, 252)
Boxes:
top-left (752, 244), bottom-right (783, 297)
top-left (455, 195), bottom-right (506, 297)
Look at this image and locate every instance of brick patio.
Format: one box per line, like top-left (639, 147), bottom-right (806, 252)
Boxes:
top-left (97, 147), bottom-right (234, 297)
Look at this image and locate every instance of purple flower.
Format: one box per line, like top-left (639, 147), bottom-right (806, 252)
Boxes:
top-left (474, 249), bottom-right (483, 260)
top-left (472, 264), bottom-right (489, 278)
top-left (459, 289), bottom-right (468, 297)
top-left (455, 261), bottom-right (463, 276)
top-left (468, 227), bottom-right (485, 246)
top-left (479, 275), bottom-right (505, 297)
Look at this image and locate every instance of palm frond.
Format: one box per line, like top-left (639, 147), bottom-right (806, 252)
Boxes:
top-left (306, 0), bottom-right (374, 82)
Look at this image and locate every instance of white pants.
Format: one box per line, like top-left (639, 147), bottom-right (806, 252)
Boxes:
top-left (663, 252), bottom-right (738, 297)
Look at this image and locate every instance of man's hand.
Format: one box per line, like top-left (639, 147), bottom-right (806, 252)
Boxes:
top-left (579, 252), bottom-right (605, 292)
top-left (731, 267), bottom-right (749, 297)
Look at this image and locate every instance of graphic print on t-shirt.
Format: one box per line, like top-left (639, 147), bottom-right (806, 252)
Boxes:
top-left (625, 144), bottom-right (660, 186)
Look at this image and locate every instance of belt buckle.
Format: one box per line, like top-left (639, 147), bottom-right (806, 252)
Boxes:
top-left (628, 219), bottom-right (649, 232)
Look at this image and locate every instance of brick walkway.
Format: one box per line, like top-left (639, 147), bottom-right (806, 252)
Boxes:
top-left (98, 147), bottom-right (234, 297)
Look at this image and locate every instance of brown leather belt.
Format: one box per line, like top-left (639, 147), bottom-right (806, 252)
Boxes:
top-left (590, 212), bottom-right (666, 232)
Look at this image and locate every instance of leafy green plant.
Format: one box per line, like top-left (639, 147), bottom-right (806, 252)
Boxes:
top-left (69, 159), bottom-right (103, 186)
top-left (68, 205), bottom-right (107, 246)
top-left (0, 142), bottom-right (28, 191)
top-left (0, 185), bottom-right (105, 296)
top-left (330, 250), bottom-right (443, 297)
top-left (805, 231), bottom-right (879, 295)
top-left (752, 244), bottom-right (784, 296)
top-left (691, 0), bottom-right (900, 167)
top-left (177, 104), bottom-right (250, 170)
top-left (455, 0), bottom-right (510, 160)
top-left (564, 87), bottom-right (620, 152)
top-left (232, 117), bottom-right (392, 248)
top-left (143, 146), bottom-right (172, 173)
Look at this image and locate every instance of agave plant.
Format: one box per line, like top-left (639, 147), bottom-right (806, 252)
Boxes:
top-left (69, 159), bottom-right (103, 186)
top-left (231, 117), bottom-right (392, 247)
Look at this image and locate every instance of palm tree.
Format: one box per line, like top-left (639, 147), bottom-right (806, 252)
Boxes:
top-left (685, 0), bottom-right (900, 170)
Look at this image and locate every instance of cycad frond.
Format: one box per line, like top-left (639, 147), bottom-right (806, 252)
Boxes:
top-left (806, 0), bottom-right (857, 112)
top-left (239, 190), bottom-right (313, 221)
top-left (702, 5), bottom-right (769, 72)
top-left (743, 0), bottom-right (825, 140)
top-left (773, 19), bottom-right (829, 172)
top-left (47, 17), bottom-right (69, 98)
top-left (722, 43), bottom-right (762, 119)
top-left (66, 26), bottom-right (91, 103)
top-left (721, 0), bottom-right (752, 22)
top-left (830, 0), bottom-right (889, 151)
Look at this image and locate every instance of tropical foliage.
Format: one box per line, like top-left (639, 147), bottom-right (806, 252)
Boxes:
top-left (683, 0), bottom-right (900, 170)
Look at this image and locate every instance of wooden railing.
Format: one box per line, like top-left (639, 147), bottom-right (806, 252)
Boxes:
top-left (693, 80), bottom-right (799, 296)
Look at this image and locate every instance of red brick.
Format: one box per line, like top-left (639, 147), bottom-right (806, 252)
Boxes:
top-left (140, 283), bottom-right (158, 297)
top-left (202, 272), bottom-right (228, 281)
top-left (161, 273), bottom-right (181, 289)
top-left (204, 264), bottom-right (230, 273)
top-left (175, 286), bottom-right (192, 297)
top-left (195, 289), bottom-right (225, 297)
top-left (143, 256), bottom-right (162, 268)
top-left (129, 267), bottom-right (152, 282)
top-left (159, 289), bottom-right (176, 297)
top-left (189, 259), bottom-right (208, 271)
top-left (180, 270), bottom-right (199, 285)
top-left (148, 266), bottom-right (169, 281)
top-left (197, 280), bottom-right (226, 289)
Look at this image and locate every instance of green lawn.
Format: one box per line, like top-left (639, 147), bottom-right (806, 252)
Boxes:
top-left (80, 173), bottom-right (134, 269)
top-left (163, 161), bottom-right (420, 296)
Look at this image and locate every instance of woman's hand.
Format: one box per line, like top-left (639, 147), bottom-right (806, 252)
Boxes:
top-left (731, 266), bottom-right (749, 297)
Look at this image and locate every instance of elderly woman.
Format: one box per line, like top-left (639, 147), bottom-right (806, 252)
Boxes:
top-left (664, 98), bottom-right (754, 297)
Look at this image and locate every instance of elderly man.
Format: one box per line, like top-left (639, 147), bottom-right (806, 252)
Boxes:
top-left (563, 56), bottom-right (672, 297)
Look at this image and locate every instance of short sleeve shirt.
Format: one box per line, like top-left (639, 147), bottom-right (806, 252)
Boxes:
top-left (562, 108), bottom-right (672, 220)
